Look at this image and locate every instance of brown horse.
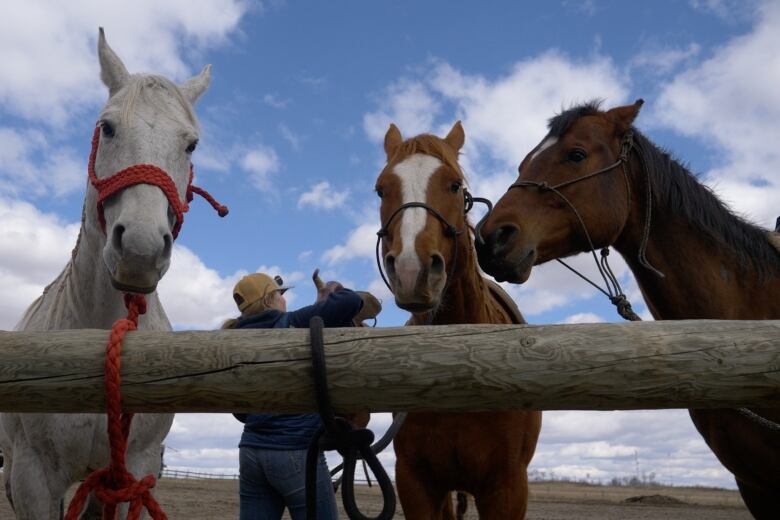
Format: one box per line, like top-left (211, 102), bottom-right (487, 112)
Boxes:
top-left (476, 100), bottom-right (780, 519)
top-left (375, 121), bottom-right (542, 519)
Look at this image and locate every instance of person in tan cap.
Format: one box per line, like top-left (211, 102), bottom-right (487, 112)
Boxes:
top-left (223, 271), bottom-right (367, 520)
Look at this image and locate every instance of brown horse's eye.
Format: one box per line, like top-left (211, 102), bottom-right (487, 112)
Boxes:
top-left (567, 149), bottom-right (587, 163)
top-left (376, 188), bottom-right (384, 199)
top-left (450, 181), bottom-right (462, 193)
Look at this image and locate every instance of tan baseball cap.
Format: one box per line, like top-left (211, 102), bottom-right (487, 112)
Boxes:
top-left (233, 273), bottom-right (293, 311)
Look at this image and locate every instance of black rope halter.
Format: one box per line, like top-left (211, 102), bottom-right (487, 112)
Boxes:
top-left (508, 131), bottom-right (664, 322)
top-left (375, 188), bottom-right (493, 298)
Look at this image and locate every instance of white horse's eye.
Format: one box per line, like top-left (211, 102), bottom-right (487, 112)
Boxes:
top-left (185, 139), bottom-right (198, 154)
top-left (100, 120), bottom-right (115, 138)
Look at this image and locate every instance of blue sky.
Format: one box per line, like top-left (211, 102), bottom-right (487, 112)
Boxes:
top-left (2, 0), bottom-right (778, 490)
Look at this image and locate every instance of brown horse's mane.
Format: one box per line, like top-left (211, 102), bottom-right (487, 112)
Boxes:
top-left (549, 101), bottom-right (780, 278)
top-left (389, 134), bottom-right (467, 183)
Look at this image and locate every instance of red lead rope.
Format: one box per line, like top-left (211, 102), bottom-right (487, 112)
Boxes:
top-left (65, 294), bottom-right (166, 520)
top-left (66, 125), bottom-right (228, 518)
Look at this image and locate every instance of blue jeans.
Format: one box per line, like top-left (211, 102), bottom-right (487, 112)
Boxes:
top-left (239, 446), bottom-right (338, 520)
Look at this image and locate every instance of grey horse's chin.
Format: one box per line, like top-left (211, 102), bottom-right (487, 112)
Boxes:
top-left (110, 277), bottom-right (158, 294)
top-left (108, 263), bottom-right (163, 294)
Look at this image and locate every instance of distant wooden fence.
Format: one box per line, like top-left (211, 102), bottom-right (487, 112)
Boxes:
top-left (161, 469), bottom-right (238, 480)
top-left (0, 320), bottom-right (778, 413)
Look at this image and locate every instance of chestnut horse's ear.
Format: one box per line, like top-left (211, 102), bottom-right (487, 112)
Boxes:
top-left (384, 124), bottom-right (403, 159)
top-left (607, 99), bottom-right (644, 135)
top-left (444, 120), bottom-right (465, 152)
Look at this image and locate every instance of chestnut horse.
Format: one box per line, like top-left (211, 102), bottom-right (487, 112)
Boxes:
top-left (476, 100), bottom-right (780, 519)
top-left (375, 121), bottom-right (542, 519)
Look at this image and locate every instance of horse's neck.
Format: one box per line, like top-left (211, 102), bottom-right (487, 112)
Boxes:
top-left (19, 216), bottom-right (167, 331)
top-left (415, 237), bottom-right (504, 325)
top-left (614, 158), bottom-right (780, 320)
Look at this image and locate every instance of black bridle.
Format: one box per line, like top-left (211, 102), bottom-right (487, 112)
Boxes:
top-left (375, 188), bottom-right (493, 296)
top-left (507, 131), bottom-right (664, 321)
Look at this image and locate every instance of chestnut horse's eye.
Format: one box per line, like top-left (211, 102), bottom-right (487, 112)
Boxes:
top-left (376, 188), bottom-right (384, 199)
top-left (450, 181), bottom-right (462, 193)
top-left (185, 139), bottom-right (198, 154)
top-left (567, 149), bottom-right (587, 163)
top-left (100, 120), bottom-right (115, 138)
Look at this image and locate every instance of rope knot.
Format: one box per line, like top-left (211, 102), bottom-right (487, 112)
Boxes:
top-left (609, 294), bottom-right (641, 322)
top-left (537, 181), bottom-right (550, 192)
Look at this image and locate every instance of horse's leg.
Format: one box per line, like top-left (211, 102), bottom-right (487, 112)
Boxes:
top-left (737, 478), bottom-right (778, 520)
top-left (3, 446), bottom-right (14, 511)
top-left (79, 495), bottom-right (104, 520)
top-left (473, 466), bottom-right (529, 520)
top-left (8, 446), bottom-right (69, 520)
top-left (396, 459), bottom-right (450, 520)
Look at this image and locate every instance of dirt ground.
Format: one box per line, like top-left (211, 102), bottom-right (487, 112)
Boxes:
top-left (1, 478), bottom-right (750, 519)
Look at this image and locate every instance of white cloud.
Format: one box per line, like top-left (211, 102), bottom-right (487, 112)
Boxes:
top-left (0, 198), bottom-right (80, 329)
top-left (297, 181), bottom-right (350, 210)
top-left (561, 312), bottom-right (605, 324)
top-left (655, 1), bottom-right (780, 227)
top-left (279, 123), bottom-right (301, 150)
top-left (630, 42), bottom-right (701, 75)
top-left (240, 144), bottom-right (281, 191)
top-left (0, 127), bottom-right (83, 198)
top-left (323, 221), bottom-right (379, 264)
top-left (0, 0), bottom-right (247, 125)
top-left (157, 245), bottom-right (243, 330)
top-left (689, 0), bottom-right (759, 20)
top-left (363, 79), bottom-right (442, 143)
top-left (533, 410), bottom-right (736, 487)
top-left (263, 93), bottom-right (290, 109)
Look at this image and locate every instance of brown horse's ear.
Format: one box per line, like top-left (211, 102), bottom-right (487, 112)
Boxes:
top-left (444, 120), bottom-right (465, 152)
top-left (607, 99), bottom-right (644, 135)
top-left (384, 124), bottom-right (403, 159)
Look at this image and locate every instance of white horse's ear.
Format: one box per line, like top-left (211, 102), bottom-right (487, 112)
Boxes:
top-left (98, 28), bottom-right (130, 97)
top-left (180, 65), bottom-right (212, 105)
top-left (444, 120), bottom-right (465, 153)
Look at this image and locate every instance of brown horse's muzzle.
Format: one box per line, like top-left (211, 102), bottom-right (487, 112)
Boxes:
top-left (385, 251), bottom-right (446, 311)
top-left (476, 222), bottom-right (536, 283)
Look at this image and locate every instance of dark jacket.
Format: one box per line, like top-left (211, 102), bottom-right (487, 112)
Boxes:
top-left (235, 289), bottom-right (363, 450)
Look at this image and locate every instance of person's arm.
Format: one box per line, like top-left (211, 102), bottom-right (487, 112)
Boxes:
top-left (287, 288), bottom-right (363, 327)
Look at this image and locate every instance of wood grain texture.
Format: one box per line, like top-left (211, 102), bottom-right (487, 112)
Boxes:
top-left (0, 320), bottom-right (778, 413)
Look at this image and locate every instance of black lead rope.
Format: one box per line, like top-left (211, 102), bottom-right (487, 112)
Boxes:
top-left (305, 317), bottom-right (396, 520)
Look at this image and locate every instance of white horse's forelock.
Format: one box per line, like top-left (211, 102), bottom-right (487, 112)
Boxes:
top-left (116, 74), bottom-right (198, 127)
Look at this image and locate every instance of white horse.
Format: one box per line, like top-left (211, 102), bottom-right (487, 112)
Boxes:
top-left (1, 29), bottom-right (213, 519)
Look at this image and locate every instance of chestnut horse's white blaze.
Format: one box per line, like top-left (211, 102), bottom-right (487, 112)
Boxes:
top-left (528, 136), bottom-right (558, 163)
top-left (0, 29), bottom-right (212, 520)
top-left (392, 153), bottom-right (442, 289)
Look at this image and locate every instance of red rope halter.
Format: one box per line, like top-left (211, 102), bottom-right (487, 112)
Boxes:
top-left (86, 124), bottom-right (228, 239)
top-left (66, 125), bottom-right (228, 519)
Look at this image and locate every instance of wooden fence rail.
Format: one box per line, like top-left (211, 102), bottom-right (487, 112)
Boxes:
top-left (0, 320), bottom-right (778, 413)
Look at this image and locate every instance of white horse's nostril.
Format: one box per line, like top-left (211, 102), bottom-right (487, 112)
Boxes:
top-left (162, 232), bottom-right (173, 259)
top-left (111, 224), bottom-right (125, 254)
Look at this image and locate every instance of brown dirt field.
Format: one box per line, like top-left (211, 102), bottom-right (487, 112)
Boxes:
top-left (1, 479), bottom-right (750, 519)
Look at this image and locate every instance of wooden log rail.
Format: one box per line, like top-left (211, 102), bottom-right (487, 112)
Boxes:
top-left (0, 320), bottom-right (778, 413)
